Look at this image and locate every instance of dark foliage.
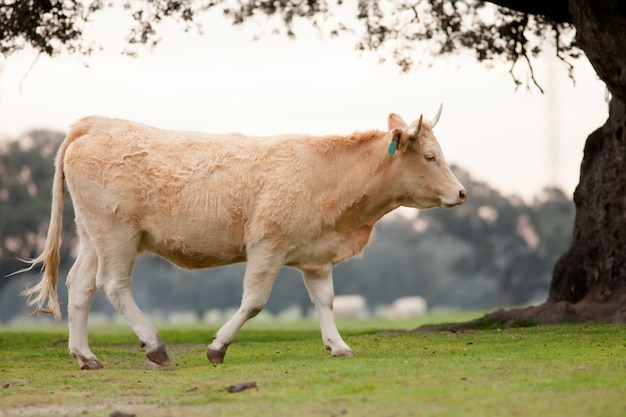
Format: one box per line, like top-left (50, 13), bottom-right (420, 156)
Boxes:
top-left (0, 1), bottom-right (579, 90)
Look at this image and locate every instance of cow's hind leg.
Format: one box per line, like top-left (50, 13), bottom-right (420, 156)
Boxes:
top-left (207, 252), bottom-right (281, 364)
top-left (302, 264), bottom-right (354, 358)
top-left (66, 230), bottom-right (102, 370)
top-left (95, 235), bottom-right (169, 366)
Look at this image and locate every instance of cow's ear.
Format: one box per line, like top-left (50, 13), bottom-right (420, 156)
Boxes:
top-left (387, 127), bottom-right (410, 156)
top-left (388, 113), bottom-right (408, 130)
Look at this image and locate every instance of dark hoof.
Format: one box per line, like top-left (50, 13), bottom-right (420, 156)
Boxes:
top-left (146, 345), bottom-right (170, 366)
top-left (332, 350), bottom-right (355, 358)
top-left (80, 359), bottom-right (104, 370)
top-left (206, 346), bottom-right (225, 364)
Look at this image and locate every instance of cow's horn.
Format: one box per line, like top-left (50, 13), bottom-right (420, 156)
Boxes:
top-left (432, 103), bottom-right (443, 128)
top-left (412, 114), bottom-right (423, 138)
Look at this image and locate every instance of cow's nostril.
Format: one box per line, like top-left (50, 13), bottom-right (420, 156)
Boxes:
top-left (459, 189), bottom-right (467, 200)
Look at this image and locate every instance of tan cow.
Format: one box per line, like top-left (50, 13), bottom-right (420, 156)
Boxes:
top-left (332, 295), bottom-right (368, 319)
top-left (21, 106), bottom-right (466, 369)
top-left (389, 296), bottom-right (428, 319)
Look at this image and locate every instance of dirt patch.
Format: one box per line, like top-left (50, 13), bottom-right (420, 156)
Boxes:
top-left (0, 403), bottom-right (109, 417)
top-left (0, 403), bottom-right (172, 417)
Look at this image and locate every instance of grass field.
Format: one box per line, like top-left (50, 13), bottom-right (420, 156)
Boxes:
top-left (1, 313), bottom-right (625, 417)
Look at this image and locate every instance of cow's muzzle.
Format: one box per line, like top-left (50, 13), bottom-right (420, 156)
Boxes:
top-left (442, 188), bottom-right (467, 208)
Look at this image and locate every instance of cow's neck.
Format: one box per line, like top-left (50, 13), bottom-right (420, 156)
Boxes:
top-left (309, 130), bottom-right (402, 229)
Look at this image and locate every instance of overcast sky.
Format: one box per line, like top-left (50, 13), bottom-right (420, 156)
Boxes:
top-left (0, 9), bottom-right (609, 200)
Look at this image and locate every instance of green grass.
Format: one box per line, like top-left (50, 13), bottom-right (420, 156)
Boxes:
top-left (1, 315), bottom-right (625, 417)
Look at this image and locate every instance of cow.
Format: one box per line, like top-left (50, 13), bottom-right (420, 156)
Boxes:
top-left (389, 296), bottom-right (428, 319)
top-left (21, 105), bottom-right (466, 369)
top-left (332, 295), bottom-right (368, 319)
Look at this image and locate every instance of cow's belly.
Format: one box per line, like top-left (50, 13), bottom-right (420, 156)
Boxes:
top-left (138, 224), bottom-right (247, 269)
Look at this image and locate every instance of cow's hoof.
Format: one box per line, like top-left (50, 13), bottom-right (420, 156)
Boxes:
top-left (146, 345), bottom-right (170, 366)
top-left (79, 359), bottom-right (104, 370)
top-left (206, 346), bottom-right (226, 364)
top-left (332, 349), bottom-right (355, 358)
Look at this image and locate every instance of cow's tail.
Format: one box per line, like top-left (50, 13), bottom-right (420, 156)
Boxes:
top-left (18, 122), bottom-right (88, 321)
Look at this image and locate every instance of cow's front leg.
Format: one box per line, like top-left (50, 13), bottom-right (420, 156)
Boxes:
top-left (302, 264), bottom-right (354, 358)
top-left (207, 253), bottom-right (281, 364)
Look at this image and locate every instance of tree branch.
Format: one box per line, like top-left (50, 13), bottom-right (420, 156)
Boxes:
top-left (486, 0), bottom-right (571, 24)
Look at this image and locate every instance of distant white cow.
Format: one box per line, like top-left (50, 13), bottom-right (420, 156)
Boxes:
top-left (21, 106), bottom-right (465, 369)
top-left (333, 295), bottom-right (368, 319)
top-left (389, 296), bottom-right (428, 319)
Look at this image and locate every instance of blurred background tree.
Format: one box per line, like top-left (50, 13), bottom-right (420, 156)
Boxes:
top-left (0, 131), bottom-right (76, 275)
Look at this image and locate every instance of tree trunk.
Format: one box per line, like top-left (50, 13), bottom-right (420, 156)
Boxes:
top-left (547, 0), bottom-right (626, 322)
top-left (549, 95), bottom-right (626, 322)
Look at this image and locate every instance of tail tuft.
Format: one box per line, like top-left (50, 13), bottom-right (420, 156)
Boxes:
top-left (19, 253), bottom-right (62, 321)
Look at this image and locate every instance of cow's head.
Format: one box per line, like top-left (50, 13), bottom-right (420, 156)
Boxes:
top-left (387, 104), bottom-right (466, 209)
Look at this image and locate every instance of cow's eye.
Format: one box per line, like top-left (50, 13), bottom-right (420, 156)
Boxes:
top-left (425, 154), bottom-right (436, 162)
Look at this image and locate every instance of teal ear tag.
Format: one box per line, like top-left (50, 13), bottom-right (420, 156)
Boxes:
top-left (388, 137), bottom-right (399, 155)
